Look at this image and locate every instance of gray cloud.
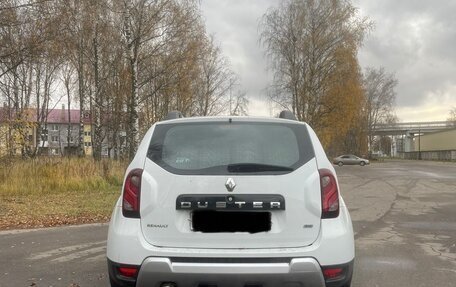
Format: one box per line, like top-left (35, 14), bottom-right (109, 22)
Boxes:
top-left (202, 0), bottom-right (456, 120)
top-left (201, 0), bottom-right (277, 115)
top-left (355, 0), bottom-right (456, 111)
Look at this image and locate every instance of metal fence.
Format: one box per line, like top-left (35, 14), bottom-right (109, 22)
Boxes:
top-left (399, 150), bottom-right (456, 161)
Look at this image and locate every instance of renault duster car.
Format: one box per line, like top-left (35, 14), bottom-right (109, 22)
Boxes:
top-left (107, 111), bottom-right (354, 287)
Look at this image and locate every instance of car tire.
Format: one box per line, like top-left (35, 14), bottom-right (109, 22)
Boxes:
top-left (109, 277), bottom-right (127, 287)
top-left (109, 278), bottom-right (121, 287)
top-left (360, 161), bottom-right (366, 166)
top-left (338, 162), bottom-right (343, 167)
top-left (345, 279), bottom-right (352, 287)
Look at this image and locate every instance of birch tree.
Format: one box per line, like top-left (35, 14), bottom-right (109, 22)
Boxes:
top-left (319, 47), bottom-right (366, 156)
top-left (259, 0), bottom-right (371, 155)
top-left (192, 37), bottom-right (235, 116)
top-left (363, 67), bottom-right (397, 154)
top-left (260, 0), bottom-right (370, 126)
top-left (1, 0), bottom-right (243, 159)
top-left (60, 64), bottom-right (74, 155)
top-left (119, 0), bottom-right (177, 159)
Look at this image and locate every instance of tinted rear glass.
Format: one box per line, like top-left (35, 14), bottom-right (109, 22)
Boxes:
top-left (147, 121), bottom-right (314, 175)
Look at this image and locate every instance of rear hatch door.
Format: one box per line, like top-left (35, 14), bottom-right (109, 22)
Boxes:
top-left (140, 159), bottom-right (322, 248)
top-left (140, 119), bottom-right (321, 249)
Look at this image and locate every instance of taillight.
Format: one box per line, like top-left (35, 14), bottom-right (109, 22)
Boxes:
top-left (322, 266), bottom-right (346, 282)
top-left (118, 266), bottom-right (139, 278)
top-left (122, 169), bottom-right (143, 218)
top-left (108, 259), bottom-right (140, 286)
top-left (319, 169), bottom-right (339, 219)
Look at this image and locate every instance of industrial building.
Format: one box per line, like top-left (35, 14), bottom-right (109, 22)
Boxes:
top-left (374, 121), bottom-right (456, 161)
top-left (410, 128), bottom-right (456, 161)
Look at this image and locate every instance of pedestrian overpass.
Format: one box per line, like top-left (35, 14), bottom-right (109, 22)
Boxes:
top-left (373, 121), bottom-right (453, 136)
top-left (372, 121), bottom-right (454, 154)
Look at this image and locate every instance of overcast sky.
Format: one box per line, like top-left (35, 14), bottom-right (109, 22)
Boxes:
top-left (201, 0), bottom-right (456, 122)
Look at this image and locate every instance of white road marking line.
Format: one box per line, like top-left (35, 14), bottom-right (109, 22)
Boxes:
top-left (28, 241), bottom-right (106, 260)
top-left (84, 253), bottom-right (107, 263)
top-left (433, 267), bottom-right (456, 273)
top-left (0, 223), bottom-right (108, 235)
top-left (51, 246), bottom-right (106, 263)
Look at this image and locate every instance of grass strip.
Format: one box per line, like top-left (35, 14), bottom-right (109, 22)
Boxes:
top-left (0, 157), bottom-right (127, 230)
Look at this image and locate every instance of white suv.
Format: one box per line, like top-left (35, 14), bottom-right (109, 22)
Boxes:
top-left (107, 111), bottom-right (354, 287)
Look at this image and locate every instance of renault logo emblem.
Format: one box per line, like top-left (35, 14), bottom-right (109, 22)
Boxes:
top-left (225, 178), bottom-right (236, 192)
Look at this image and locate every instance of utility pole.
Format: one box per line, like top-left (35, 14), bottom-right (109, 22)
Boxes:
top-left (229, 78), bottom-right (233, 116)
top-left (418, 128), bottom-right (421, 160)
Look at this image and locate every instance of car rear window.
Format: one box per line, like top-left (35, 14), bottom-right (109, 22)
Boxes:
top-left (147, 121), bottom-right (314, 175)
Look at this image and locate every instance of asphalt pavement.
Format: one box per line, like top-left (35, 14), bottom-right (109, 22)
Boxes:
top-left (0, 160), bottom-right (455, 287)
top-left (340, 160), bottom-right (456, 286)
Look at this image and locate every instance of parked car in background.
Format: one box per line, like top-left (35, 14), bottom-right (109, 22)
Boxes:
top-left (333, 155), bottom-right (370, 166)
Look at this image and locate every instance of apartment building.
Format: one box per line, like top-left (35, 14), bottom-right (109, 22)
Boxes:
top-left (0, 105), bottom-right (119, 157)
top-left (38, 107), bottom-right (81, 156)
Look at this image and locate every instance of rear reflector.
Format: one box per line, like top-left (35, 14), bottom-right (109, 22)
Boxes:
top-left (118, 266), bottom-right (139, 278)
top-left (321, 261), bottom-right (354, 286)
top-left (319, 169), bottom-right (340, 219)
top-left (322, 267), bottom-right (343, 280)
top-left (122, 169), bottom-right (143, 218)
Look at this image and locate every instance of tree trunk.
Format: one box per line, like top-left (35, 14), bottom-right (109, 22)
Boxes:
top-left (127, 57), bottom-right (139, 160)
top-left (92, 22), bottom-right (102, 161)
top-left (123, 1), bottom-right (140, 160)
top-left (77, 34), bottom-right (85, 157)
top-left (66, 78), bottom-right (71, 157)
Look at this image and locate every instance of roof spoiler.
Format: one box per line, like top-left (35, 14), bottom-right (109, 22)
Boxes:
top-left (164, 111), bottom-right (184, 120)
top-left (279, 110), bottom-right (297, 121)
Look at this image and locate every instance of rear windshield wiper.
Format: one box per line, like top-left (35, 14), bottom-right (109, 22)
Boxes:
top-left (227, 163), bottom-right (294, 173)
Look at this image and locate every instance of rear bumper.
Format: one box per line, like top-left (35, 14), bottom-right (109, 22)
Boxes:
top-left (108, 257), bottom-right (354, 287)
top-left (139, 257), bottom-right (325, 287)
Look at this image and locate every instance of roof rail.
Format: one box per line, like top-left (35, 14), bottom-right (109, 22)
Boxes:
top-left (279, 110), bottom-right (297, 121)
top-left (165, 111), bottom-right (184, 120)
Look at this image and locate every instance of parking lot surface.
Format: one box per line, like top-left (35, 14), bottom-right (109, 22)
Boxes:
top-left (341, 160), bottom-right (456, 286)
top-left (0, 160), bottom-right (455, 286)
